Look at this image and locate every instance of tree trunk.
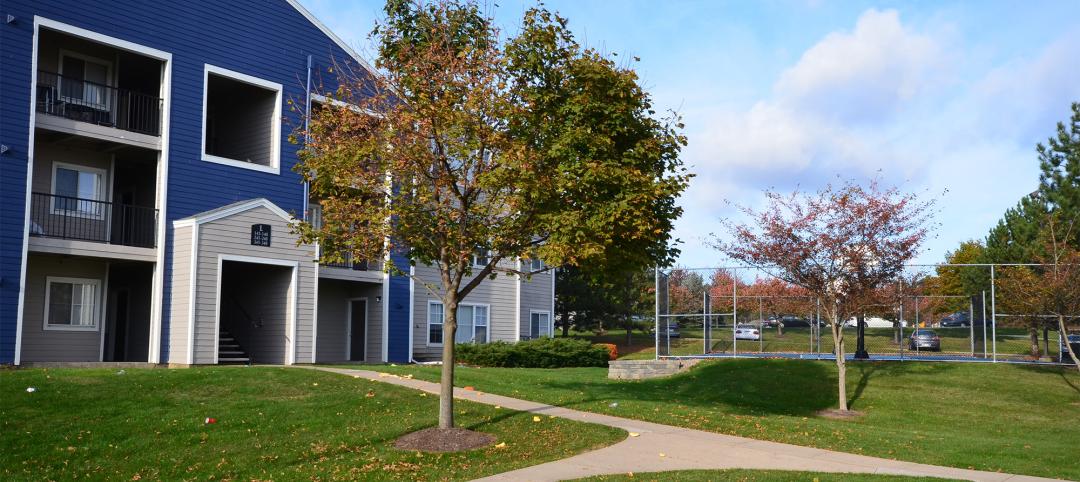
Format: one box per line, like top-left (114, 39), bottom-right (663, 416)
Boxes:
top-left (893, 321), bottom-right (901, 344)
top-left (561, 311), bottom-right (571, 337)
top-left (1028, 325), bottom-right (1041, 358)
top-left (625, 315), bottom-right (633, 347)
top-left (831, 313), bottom-right (849, 412)
top-left (1059, 314), bottom-right (1080, 373)
top-left (438, 298), bottom-right (459, 429)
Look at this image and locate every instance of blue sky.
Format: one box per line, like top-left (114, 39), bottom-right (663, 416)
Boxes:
top-left (301, 0), bottom-right (1080, 268)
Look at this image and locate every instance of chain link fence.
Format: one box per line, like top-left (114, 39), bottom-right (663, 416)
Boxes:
top-left (655, 265), bottom-right (1079, 364)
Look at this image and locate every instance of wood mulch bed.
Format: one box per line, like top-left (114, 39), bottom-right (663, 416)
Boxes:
top-left (393, 427), bottom-right (497, 452)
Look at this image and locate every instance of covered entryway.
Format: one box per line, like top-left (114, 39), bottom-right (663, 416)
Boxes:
top-left (218, 259), bottom-right (295, 364)
top-left (103, 261), bottom-right (153, 361)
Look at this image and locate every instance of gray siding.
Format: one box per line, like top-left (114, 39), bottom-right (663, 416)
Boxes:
top-left (20, 254), bottom-right (107, 362)
top-left (520, 268), bottom-right (554, 339)
top-left (187, 206), bottom-right (317, 364)
top-left (167, 225), bottom-right (193, 363)
top-left (411, 260), bottom-right (519, 360)
top-left (315, 279), bottom-right (383, 363)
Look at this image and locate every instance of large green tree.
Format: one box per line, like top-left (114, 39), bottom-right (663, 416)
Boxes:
top-left (297, 0), bottom-right (688, 432)
top-left (1038, 102), bottom-right (1080, 224)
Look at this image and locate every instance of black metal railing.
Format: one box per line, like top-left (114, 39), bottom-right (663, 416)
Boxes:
top-left (36, 70), bottom-right (163, 136)
top-left (320, 251), bottom-right (372, 271)
top-left (29, 192), bottom-right (157, 248)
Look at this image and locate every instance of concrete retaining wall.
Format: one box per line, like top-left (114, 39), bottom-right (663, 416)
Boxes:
top-left (608, 359), bottom-right (700, 380)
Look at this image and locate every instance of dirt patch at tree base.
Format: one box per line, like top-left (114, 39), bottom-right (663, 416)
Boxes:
top-left (816, 409), bottom-right (864, 420)
top-left (393, 427), bottom-right (496, 452)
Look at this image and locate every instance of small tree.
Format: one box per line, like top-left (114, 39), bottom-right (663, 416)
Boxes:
top-left (996, 215), bottom-right (1080, 369)
top-left (715, 180), bottom-right (934, 412)
top-left (298, 0), bottom-right (688, 432)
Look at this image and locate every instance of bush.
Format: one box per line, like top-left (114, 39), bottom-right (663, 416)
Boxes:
top-left (455, 337), bottom-right (610, 368)
top-left (597, 343), bottom-right (618, 360)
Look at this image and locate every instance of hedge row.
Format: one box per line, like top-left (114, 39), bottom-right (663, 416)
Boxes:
top-left (455, 337), bottom-right (610, 368)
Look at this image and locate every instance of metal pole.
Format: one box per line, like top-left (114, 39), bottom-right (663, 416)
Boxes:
top-left (759, 297), bottom-right (764, 352)
top-left (991, 265), bottom-right (997, 362)
top-left (732, 269), bottom-right (738, 358)
top-left (815, 297), bottom-right (821, 353)
top-left (969, 298), bottom-right (975, 357)
top-left (654, 266), bottom-right (659, 360)
top-left (915, 296), bottom-right (920, 356)
top-left (899, 296), bottom-right (905, 361)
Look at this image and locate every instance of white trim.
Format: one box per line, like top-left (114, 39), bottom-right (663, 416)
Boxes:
top-left (149, 53), bottom-right (173, 364)
top-left (186, 223), bottom-right (199, 365)
top-left (15, 21), bottom-right (42, 365)
top-left (200, 64), bottom-right (282, 175)
top-left (49, 161), bottom-right (108, 219)
top-left (36, 17), bottom-right (172, 61)
top-left (212, 254), bottom-right (301, 365)
top-left (283, 0), bottom-right (379, 76)
top-left (514, 258), bottom-right (522, 342)
top-left (311, 260), bottom-right (320, 364)
top-left (551, 267), bottom-right (556, 336)
top-left (380, 259), bottom-right (390, 363)
top-left (346, 297), bottom-right (368, 362)
top-left (43, 276), bottom-right (102, 332)
top-left (173, 198), bottom-right (293, 228)
top-left (426, 300), bottom-right (491, 346)
top-left (407, 264), bottom-right (415, 362)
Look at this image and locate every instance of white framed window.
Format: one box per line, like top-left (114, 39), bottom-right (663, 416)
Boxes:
top-left (58, 50), bottom-right (112, 110)
top-left (472, 249), bottom-right (490, 268)
top-left (428, 301), bottom-right (490, 345)
top-left (51, 162), bottom-right (106, 219)
top-left (524, 258), bottom-right (543, 272)
top-left (44, 276), bottom-right (101, 331)
top-left (201, 64), bottom-right (282, 174)
top-left (530, 311), bottom-right (551, 338)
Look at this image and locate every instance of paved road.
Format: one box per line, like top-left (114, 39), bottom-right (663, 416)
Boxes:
top-left (308, 366), bottom-right (1064, 482)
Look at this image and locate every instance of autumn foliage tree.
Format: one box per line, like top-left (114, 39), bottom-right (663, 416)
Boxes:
top-left (296, 0), bottom-right (688, 432)
top-left (715, 180), bottom-right (934, 413)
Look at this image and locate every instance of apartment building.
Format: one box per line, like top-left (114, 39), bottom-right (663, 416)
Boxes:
top-left (0, 0), bottom-right (553, 366)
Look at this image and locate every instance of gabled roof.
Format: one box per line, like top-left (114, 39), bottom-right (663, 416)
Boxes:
top-left (173, 198), bottom-right (294, 227)
top-left (285, 0), bottom-right (378, 77)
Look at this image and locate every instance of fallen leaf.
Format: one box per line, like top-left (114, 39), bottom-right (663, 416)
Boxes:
top-left (494, 442), bottom-right (507, 448)
top-left (532, 416), bottom-right (541, 422)
top-left (658, 453), bottom-right (666, 457)
top-left (629, 432), bottom-right (640, 437)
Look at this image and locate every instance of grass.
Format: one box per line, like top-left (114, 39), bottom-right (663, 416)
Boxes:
top-left (0, 367), bottom-right (624, 481)
top-left (570, 469), bottom-right (962, 481)
top-left (370, 359), bottom-right (1080, 480)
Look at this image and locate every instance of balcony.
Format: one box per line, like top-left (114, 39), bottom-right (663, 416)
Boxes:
top-left (29, 192), bottom-right (158, 248)
top-left (36, 70), bottom-right (163, 139)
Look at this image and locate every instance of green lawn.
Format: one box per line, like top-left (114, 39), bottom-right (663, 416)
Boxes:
top-left (370, 359), bottom-right (1080, 480)
top-left (571, 469), bottom-right (961, 482)
top-left (0, 367), bottom-right (624, 481)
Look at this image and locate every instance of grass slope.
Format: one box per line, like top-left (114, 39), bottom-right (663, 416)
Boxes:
top-left (0, 367), bottom-right (624, 481)
top-left (370, 359), bottom-right (1080, 480)
top-left (571, 469), bottom-right (962, 482)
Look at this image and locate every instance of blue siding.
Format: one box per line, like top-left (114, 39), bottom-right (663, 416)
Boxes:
top-left (0, 8), bottom-right (35, 364)
top-left (0, 0), bottom-right (375, 363)
top-left (387, 251), bottom-right (412, 362)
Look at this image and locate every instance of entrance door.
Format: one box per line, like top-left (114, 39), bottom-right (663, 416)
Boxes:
top-left (348, 299), bottom-right (367, 361)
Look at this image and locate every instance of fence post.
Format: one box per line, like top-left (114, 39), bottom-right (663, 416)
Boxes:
top-left (758, 297), bottom-right (763, 353)
top-left (732, 268), bottom-right (738, 358)
top-left (969, 298), bottom-right (975, 357)
top-left (915, 296), bottom-right (920, 356)
top-left (899, 297), bottom-right (905, 361)
top-left (991, 265), bottom-right (997, 363)
top-left (654, 266), bottom-right (659, 361)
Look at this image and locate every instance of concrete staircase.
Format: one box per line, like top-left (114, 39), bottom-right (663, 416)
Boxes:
top-left (607, 359), bottom-right (700, 380)
top-left (218, 330), bottom-right (251, 365)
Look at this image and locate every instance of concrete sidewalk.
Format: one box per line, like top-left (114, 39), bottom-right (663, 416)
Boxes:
top-left (308, 366), bottom-right (1063, 482)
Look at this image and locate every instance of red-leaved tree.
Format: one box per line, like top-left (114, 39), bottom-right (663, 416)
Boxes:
top-left (714, 180), bottom-right (935, 412)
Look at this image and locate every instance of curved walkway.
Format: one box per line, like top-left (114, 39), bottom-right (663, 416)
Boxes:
top-left (308, 366), bottom-right (1063, 482)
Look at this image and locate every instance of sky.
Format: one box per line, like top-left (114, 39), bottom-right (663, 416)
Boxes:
top-left (300, 0), bottom-right (1080, 268)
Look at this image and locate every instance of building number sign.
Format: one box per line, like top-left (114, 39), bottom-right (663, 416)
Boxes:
top-left (250, 224), bottom-right (271, 247)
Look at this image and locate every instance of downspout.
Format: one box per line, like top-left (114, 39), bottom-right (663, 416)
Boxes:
top-left (302, 54), bottom-right (312, 220)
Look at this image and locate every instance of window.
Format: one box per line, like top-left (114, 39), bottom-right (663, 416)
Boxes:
top-left (44, 277), bottom-right (100, 331)
top-left (59, 50), bottom-right (112, 110)
top-left (530, 311), bottom-right (551, 338)
top-left (524, 258), bottom-right (543, 272)
top-left (472, 249), bottom-right (490, 268)
top-left (428, 302), bottom-right (489, 345)
top-left (202, 65), bottom-right (281, 174)
top-left (51, 162), bottom-right (106, 218)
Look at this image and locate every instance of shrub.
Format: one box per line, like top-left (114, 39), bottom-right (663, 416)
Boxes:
top-left (597, 343), bottom-right (618, 360)
top-left (455, 337), bottom-right (610, 368)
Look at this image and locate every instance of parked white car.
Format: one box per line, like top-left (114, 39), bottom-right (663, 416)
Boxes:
top-left (844, 317), bottom-right (907, 328)
top-left (734, 324), bottom-right (761, 341)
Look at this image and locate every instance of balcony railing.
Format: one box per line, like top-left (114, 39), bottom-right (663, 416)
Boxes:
top-left (320, 251), bottom-right (372, 271)
top-left (36, 70), bottom-right (163, 136)
top-left (29, 192), bottom-right (158, 248)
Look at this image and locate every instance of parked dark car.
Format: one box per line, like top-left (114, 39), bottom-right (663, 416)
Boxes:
top-left (1060, 334), bottom-right (1080, 364)
top-left (762, 316), bottom-right (781, 328)
top-left (659, 323), bottom-right (681, 339)
top-left (940, 312), bottom-right (970, 327)
top-left (778, 315), bottom-right (814, 328)
top-left (909, 329), bottom-right (941, 351)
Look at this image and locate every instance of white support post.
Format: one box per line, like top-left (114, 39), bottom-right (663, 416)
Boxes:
top-left (732, 269), bottom-right (737, 358)
top-left (654, 266), bottom-right (659, 360)
top-left (990, 265), bottom-right (997, 362)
